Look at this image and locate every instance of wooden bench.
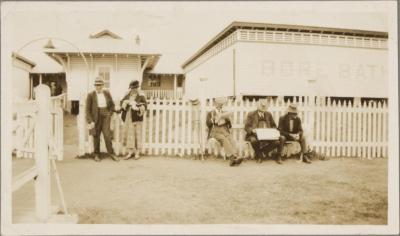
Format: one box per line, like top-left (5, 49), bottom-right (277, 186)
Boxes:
top-left (207, 123), bottom-right (312, 161)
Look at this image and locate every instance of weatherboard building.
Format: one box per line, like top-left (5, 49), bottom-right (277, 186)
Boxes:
top-left (182, 21), bottom-right (388, 103)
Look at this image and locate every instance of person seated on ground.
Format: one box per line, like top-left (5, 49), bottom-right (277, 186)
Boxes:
top-left (244, 98), bottom-right (285, 164)
top-left (278, 104), bottom-right (312, 164)
top-left (206, 97), bottom-right (243, 167)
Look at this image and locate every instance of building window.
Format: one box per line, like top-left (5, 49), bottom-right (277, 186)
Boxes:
top-left (177, 76), bottom-right (183, 87)
top-left (284, 96), bottom-right (306, 103)
top-left (360, 97), bottom-right (387, 105)
top-left (98, 66), bottom-right (111, 88)
top-left (148, 74), bottom-right (161, 87)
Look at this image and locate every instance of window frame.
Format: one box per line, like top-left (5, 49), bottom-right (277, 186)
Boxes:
top-left (95, 65), bottom-right (112, 89)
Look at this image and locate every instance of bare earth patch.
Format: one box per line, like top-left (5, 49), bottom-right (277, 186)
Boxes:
top-left (12, 156), bottom-right (387, 224)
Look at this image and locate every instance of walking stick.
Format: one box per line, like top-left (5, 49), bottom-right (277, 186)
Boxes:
top-left (198, 102), bottom-right (205, 161)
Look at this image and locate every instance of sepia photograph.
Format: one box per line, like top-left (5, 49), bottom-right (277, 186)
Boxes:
top-left (1, 1), bottom-right (398, 235)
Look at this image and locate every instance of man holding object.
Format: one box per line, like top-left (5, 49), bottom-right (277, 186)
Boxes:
top-left (245, 99), bottom-right (285, 164)
top-left (86, 77), bottom-right (118, 162)
top-left (206, 97), bottom-right (242, 166)
top-left (278, 104), bottom-right (312, 164)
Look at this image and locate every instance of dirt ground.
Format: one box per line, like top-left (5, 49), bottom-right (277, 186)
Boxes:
top-left (12, 113), bottom-right (388, 224)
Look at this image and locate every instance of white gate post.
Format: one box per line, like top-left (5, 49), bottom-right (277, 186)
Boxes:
top-left (34, 84), bottom-right (51, 222)
top-left (78, 95), bottom-right (88, 156)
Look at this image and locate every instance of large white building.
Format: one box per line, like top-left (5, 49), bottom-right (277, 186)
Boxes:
top-left (182, 22), bottom-right (388, 101)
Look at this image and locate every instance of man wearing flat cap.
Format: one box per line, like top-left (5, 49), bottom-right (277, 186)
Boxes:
top-left (206, 97), bottom-right (242, 166)
top-left (86, 77), bottom-right (118, 162)
top-left (245, 98), bottom-right (285, 164)
top-left (278, 104), bottom-right (312, 163)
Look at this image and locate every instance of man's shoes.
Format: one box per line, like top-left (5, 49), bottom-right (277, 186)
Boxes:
top-left (123, 152), bottom-right (133, 160)
top-left (134, 153), bottom-right (141, 160)
top-left (110, 154), bottom-right (119, 162)
top-left (229, 156), bottom-right (243, 166)
top-left (256, 158), bottom-right (263, 164)
top-left (94, 155), bottom-right (101, 162)
top-left (229, 155), bottom-right (237, 166)
top-left (303, 155), bottom-right (312, 164)
top-left (235, 158), bottom-right (243, 166)
top-left (275, 155), bottom-right (283, 165)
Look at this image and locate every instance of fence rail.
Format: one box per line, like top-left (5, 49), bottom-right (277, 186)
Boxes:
top-left (77, 96), bottom-right (388, 159)
top-left (12, 99), bottom-right (64, 160)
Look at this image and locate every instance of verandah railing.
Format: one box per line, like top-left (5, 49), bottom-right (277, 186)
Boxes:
top-left (77, 96), bottom-right (388, 159)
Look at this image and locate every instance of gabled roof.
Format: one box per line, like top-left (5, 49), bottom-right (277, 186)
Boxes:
top-left (12, 52), bottom-right (36, 67)
top-left (89, 29), bottom-right (122, 39)
top-left (182, 21), bottom-right (389, 69)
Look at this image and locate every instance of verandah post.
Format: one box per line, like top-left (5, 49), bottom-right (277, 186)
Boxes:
top-left (34, 84), bottom-right (51, 222)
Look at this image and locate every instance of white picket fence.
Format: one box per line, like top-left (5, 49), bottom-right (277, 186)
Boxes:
top-left (12, 97), bottom-right (64, 160)
top-left (77, 96), bottom-right (388, 159)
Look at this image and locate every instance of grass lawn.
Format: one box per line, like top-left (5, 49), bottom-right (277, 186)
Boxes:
top-left (11, 112), bottom-right (387, 224)
top-left (12, 155), bottom-right (387, 224)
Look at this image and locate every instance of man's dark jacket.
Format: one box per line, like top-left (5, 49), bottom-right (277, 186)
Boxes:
top-left (85, 90), bottom-right (115, 124)
top-left (278, 113), bottom-right (303, 138)
top-left (244, 110), bottom-right (277, 141)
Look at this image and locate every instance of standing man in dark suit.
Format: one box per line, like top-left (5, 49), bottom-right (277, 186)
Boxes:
top-left (86, 77), bottom-right (118, 162)
top-left (278, 104), bottom-right (312, 164)
top-left (245, 99), bottom-right (285, 164)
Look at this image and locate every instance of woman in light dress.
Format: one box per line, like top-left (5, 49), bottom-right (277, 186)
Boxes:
top-left (120, 80), bottom-right (147, 159)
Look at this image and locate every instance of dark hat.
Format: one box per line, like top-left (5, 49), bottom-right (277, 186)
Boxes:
top-left (94, 77), bottom-right (104, 86)
top-left (129, 80), bottom-right (140, 89)
top-left (287, 103), bottom-right (298, 114)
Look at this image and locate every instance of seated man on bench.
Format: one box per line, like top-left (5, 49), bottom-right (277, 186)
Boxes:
top-left (278, 104), bottom-right (312, 164)
top-left (244, 99), bottom-right (285, 164)
top-left (206, 97), bottom-right (243, 167)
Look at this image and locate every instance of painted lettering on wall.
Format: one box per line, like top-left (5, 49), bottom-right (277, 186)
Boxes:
top-left (261, 60), bottom-right (387, 80)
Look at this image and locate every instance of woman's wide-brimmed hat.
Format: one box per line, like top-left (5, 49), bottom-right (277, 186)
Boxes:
top-left (129, 80), bottom-right (140, 89)
top-left (287, 103), bottom-right (298, 114)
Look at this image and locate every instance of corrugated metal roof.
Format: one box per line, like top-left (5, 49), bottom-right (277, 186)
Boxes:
top-left (182, 21), bottom-right (389, 69)
top-left (44, 37), bottom-right (161, 56)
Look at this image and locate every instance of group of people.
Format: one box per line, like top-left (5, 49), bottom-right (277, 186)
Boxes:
top-left (206, 97), bottom-right (312, 166)
top-left (85, 76), bottom-right (312, 165)
top-left (85, 77), bottom-right (147, 162)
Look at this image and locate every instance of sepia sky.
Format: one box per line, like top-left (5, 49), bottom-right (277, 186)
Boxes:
top-left (2, 1), bottom-right (391, 70)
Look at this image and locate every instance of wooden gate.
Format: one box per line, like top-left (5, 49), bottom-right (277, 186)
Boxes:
top-left (12, 85), bottom-right (75, 223)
